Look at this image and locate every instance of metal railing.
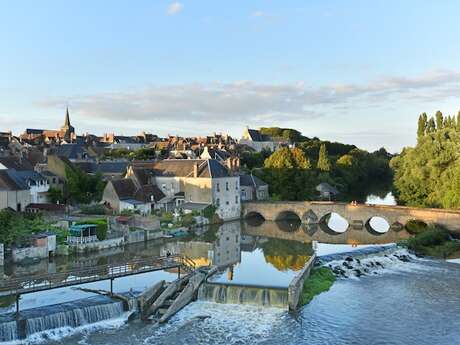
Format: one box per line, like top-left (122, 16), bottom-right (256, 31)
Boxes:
top-left (0, 254), bottom-right (194, 297)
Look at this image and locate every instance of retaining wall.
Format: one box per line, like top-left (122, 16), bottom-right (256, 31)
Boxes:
top-left (287, 253), bottom-right (317, 311)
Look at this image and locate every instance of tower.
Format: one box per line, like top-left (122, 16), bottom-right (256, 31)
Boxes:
top-left (60, 106), bottom-right (75, 141)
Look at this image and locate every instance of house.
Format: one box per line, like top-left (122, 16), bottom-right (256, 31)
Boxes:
top-left (46, 144), bottom-right (92, 162)
top-left (102, 178), bottom-right (166, 215)
top-left (25, 203), bottom-right (66, 215)
top-left (126, 159), bottom-right (241, 220)
top-left (239, 174), bottom-right (269, 201)
top-left (199, 146), bottom-right (240, 172)
top-left (0, 169), bottom-right (31, 211)
top-left (239, 127), bottom-right (288, 152)
top-left (316, 182), bottom-right (339, 200)
top-left (13, 170), bottom-right (49, 203)
top-left (73, 161), bottom-right (129, 180)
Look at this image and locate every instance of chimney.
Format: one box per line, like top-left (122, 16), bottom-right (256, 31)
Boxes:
top-left (193, 162), bottom-right (199, 178)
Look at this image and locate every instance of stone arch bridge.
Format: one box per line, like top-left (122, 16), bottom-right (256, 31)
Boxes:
top-left (242, 201), bottom-right (460, 235)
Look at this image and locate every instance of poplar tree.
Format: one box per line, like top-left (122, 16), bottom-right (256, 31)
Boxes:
top-left (435, 111), bottom-right (444, 130)
top-left (317, 144), bottom-right (331, 171)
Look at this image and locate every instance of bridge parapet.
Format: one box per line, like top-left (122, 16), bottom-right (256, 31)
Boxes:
top-left (242, 201), bottom-right (460, 235)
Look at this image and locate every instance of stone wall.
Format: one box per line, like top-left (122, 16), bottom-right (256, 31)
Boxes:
top-left (71, 237), bottom-right (124, 253)
top-left (243, 201), bottom-right (460, 235)
top-left (288, 253), bottom-right (316, 311)
top-left (12, 245), bottom-right (48, 262)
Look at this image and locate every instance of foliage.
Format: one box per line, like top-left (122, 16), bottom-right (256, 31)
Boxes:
top-left (405, 227), bottom-right (460, 258)
top-left (264, 147), bottom-right (311, 169)
top-left (405, 220), bottom-right (428, 235)
top-left (240, 148), bottom-right (272, 170)
top-left (103, 147), bottom-right (157, 160)
top-left (65, 167), bottom-right (106, 205)
top-left (76, 218), bottom-right (108, 241)
top-left (203, 205), bottom-right (218, 220)
top-left (80, 204), bottom-right (108, 215)
top-left (259, 127), bottom-right (307, 142)
top-left (255, 141), bottom-right (393, 201)
top-left (391, 111), bottom-right (460, 208)
top-left (300, 267), bottom-right (336, 306)
top-left (316, 144), bottom-right (331, 171)
top-left (0, 210), bottom-right (66, 246)
top-left (47, 187), bottom-right (64, 204)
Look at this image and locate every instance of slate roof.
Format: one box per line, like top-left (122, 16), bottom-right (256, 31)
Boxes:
top-left (74, 161), bottom-right (128, 174)
top-left (14, 170), bottom-right (47, 185)
top-left (316, 182), bottom-right (339, 195)
top-left (49, 144), bottom-right (90, 160)
top-left (150, 159), bottom-right (231, 178)
top-left (0, 156), bottom-right (34, 170)
top-left (239, 174), bottom-right (268, 188)
top-left (0, 170), bottom-right (29, 190)
top-left (111, 179), bottom-right (165, 203)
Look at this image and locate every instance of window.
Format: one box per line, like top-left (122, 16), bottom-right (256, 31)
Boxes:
top-left (216, 198), bottom-right (220, 206)
top-left (226, 182), bottom-right (229, 191)
top-left (162, 184), bottom-right (166, 190)
top-left (216, 183), bottom-right (220, 192)
top-left (236, 181), bottom-right (238, 190)
top-left (226, 201), bottom-right (229, 205)
top-left (235, 196), bottom-right (239, 204)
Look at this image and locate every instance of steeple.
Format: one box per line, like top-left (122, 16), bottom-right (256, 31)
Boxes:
top-left (64, 106), bottom-right (71, 128)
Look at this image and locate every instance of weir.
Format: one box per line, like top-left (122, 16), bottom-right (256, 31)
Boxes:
top-left (0, 295), bottom-right (126, 342)
top-left (198, 282), bottom-right (289, 308)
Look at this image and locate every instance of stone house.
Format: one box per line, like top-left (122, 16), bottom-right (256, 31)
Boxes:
top-left (0, 169), bottom-right (31, 211)
top-left (102, 178), bottom-right (166, 215)
top-left (239, 127), bottom-right (288, 152)
top-left (239, 174), bottom-right (269, 201)
top-left (126, 159), bottom-right (241, 220)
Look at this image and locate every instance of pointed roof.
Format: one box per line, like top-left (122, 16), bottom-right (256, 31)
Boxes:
top-left (64, 106), bottom-right (71, 127)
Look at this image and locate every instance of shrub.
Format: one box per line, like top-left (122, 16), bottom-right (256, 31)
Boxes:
top-left (405, 220), bottom-right (428, 234)
top-left (406, 227), bottom-right (460, 258)
top-left (80, 204), bottom-right (107, 215)
top-left (76, 218), bottom-right (108, 241)
top-left (300, 267), bottom-right (336, 306)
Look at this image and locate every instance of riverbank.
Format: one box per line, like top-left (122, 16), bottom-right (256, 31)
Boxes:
top-left (403, 227), bottom-right (460, 259)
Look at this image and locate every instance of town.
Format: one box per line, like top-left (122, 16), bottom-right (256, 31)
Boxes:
top-left (0, 109), bottom-right (292, 264)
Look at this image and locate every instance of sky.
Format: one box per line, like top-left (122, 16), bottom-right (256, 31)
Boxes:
top-left (1, 0), bottom-right (460, 153)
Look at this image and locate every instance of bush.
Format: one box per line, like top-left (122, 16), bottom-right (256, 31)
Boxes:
top-left (80, 204), bottom-right (107, 215)
top-left (405, 220), bottom-right (428, 234)
top-left (406, 227), bottom-right (460, 258)
top-left (300, 267), bottom-right (336, 306)
top-left (76, 218), bottom-right (108, 241)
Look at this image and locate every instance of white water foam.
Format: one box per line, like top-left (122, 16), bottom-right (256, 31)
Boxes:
top-left (325, 248), bottom-right (437, 278)
top-left (145, 301), bottom-right (286, 345)
top-left (0, 313), bottom-right (130, 345)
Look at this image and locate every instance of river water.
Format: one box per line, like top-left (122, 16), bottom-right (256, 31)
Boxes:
top-left (1, 193), bottom-right (460, 344)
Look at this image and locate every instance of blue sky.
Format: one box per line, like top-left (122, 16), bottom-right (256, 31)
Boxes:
top-left (1, 0), bottom-right (460, 152)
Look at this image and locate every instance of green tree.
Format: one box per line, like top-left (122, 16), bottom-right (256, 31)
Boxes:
top-left (417, 113), bottom-right (428, 139)
top-left (47, 187), bottom-right (64, 204)
top-left (66, 168), bottom-right (106, 204)
top-left (435, 110), bottom-right (444, 130)
top-left (317, 144), bottom-right (331, 171)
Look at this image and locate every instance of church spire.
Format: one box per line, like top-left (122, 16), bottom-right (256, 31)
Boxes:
top-left (64, 106), bottom-right (71, 127)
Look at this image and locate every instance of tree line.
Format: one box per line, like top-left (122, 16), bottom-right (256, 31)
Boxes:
top-left (241, 128), bottom-right (393, 201)
top-left (391, 111), bottom-right (460, 209)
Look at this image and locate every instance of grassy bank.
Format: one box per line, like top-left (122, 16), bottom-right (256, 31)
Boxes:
top-left (404, 227), bottom-right (460, 259)
top-left (300, 267), bottom-right (336, 306)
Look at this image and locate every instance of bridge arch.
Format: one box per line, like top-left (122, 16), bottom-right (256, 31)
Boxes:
top-left (245, 211), bottom-right (266, 220)
top-left (275, 210), bottom-right (302, 232)
top-left (320, 212), bottom-right (349, 233)
top-left (365, 216), bottom-right (390, 235)
top-left (302, 210), bottom-right (319, 224)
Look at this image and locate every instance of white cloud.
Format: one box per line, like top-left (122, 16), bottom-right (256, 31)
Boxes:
top-left (167, 2), bottom-right (183, 16)
top-left (35, 69), bottom-right (460, 151)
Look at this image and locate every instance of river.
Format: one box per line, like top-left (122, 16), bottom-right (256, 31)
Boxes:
top-left (1, 193), bottom-right (460, 344)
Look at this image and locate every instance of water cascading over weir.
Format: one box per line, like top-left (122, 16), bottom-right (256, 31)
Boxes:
top-left (198, 283), bottom-right (289, 308)
top-left (0, 295), bottom-right (126, 343)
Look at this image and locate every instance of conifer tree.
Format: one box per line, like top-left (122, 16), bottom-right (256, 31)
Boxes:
top-left (317, 144), bottom-right (331, 171)
top-left (435, 110), bottom-right (444, 130)
top-left (417, 113), bottom-right (427, 139)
